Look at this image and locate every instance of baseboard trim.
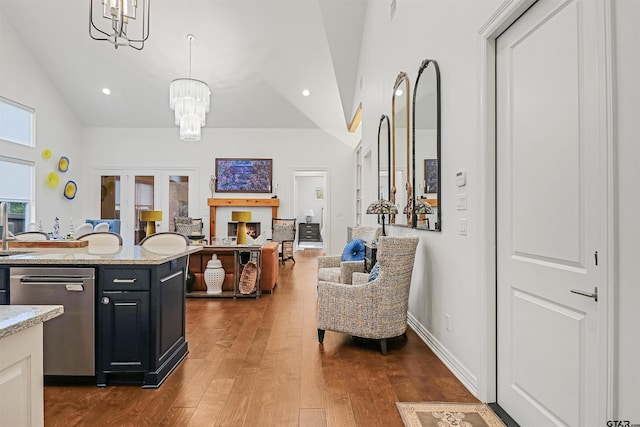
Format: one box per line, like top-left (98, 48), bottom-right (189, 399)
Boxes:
top-left (407, 313), bottom-right (478, 397)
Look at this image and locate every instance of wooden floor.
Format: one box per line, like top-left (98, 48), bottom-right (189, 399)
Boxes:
top-left (44, 249), bottom-right (476, 426)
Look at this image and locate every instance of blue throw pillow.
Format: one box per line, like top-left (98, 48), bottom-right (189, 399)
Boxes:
top-left (368, 262), bottom-right (380, 282)
top-left (341, 238), bottom-right (366, 262)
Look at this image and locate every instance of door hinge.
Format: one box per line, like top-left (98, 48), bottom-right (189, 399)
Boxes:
top-left (594, 251), bottom-right (598, 266)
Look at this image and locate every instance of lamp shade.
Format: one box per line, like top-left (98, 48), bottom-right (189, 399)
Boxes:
top-left (231, 211), bottom-right (252, 222)
top-left (140, 210), bottom-right (163, 222)
top-left (366, 200), bottom-right (398, 215)
top-left (413, 200), bottom-right (433, 214)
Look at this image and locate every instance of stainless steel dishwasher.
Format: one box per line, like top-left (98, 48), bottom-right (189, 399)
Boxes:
top-left (10, 267), bottom-right (95, 376)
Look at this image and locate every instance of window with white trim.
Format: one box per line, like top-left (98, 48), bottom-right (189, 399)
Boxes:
top-left (0, 96), bottom-right (35, 147)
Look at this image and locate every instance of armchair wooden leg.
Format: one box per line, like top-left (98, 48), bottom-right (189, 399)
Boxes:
top-left (380, 338), bottom-right (387, 355)
top-left (318, 329), bottom-right (325, 343)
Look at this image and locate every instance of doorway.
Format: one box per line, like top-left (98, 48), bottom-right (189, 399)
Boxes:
top-left (293, 170), bottom-right (328, 251)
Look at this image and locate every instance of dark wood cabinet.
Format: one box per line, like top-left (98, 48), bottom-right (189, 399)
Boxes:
top-left (0, 267), bottom-right (7, 305)
top-left (98, 290), bottom-right (150, 375)
top-left (298, 223), bottom-right (322, 242)
top-left (96, 256), bottom-right (188, 388)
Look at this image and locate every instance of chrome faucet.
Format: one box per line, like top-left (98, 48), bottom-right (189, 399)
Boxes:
top-left (1, 202), bottom-right (8, 251)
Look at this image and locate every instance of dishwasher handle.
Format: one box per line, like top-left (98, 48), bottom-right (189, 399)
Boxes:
top-left (18, 276), bottom-right (88, 285)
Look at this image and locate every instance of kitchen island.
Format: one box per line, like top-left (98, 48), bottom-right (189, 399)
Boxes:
top-left (0, 305), bottom-right (63, 427)
top-left (0, 245), bottom-right (201, 388)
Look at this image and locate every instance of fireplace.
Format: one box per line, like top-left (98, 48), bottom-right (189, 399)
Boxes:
top-left (208, 198), bottom-right (279, 242)
top-left (228, 222), bottom-right (261, 239)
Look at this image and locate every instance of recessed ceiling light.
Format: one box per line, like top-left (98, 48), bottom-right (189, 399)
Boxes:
top-left (102, 88), bottom-right (111, 95)
top-left (302, 89), bottom-right (310, 97)
top-left (395, 89), bottom-right (403, 96)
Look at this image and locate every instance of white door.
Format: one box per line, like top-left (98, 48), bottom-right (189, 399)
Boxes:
top-left (496, 0), bottom-right (607, 425)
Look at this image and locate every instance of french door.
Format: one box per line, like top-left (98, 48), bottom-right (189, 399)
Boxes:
top-left (96, 169), bottom-right (199, 245)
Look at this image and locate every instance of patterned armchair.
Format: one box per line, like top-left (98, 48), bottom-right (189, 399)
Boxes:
top-left (316, 226), bottom-right (382, 284)
top-left (271, 218), bottom-right (296, 265)
top-left (317, 236), bottom-right (419, 354)
top-left (174, 217), bottom-right (206, 243)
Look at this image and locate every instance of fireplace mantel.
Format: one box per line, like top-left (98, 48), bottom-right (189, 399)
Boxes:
top-left (207, 198), bottom-right (279, 242)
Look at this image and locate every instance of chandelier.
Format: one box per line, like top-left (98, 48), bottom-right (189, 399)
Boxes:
top-left (169, 34), bottom-right (211, 141)
top-left (89, 0), bottom-right (150, 50)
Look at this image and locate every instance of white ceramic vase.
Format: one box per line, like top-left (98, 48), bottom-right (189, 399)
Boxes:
top-left (204, 255), bottom-right (225, 294)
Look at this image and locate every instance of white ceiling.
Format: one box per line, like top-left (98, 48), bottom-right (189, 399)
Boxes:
top-left (0, 0), bottom-right (367, 145)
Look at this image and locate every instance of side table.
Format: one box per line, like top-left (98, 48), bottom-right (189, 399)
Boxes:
top-left (365, 242), bottom-right (377, 273)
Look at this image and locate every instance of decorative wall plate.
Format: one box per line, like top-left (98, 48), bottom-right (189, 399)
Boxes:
top-left (58, 156), bottom-right (70, 172)
top-left (47, 171), bottom-right (60, 188)
top-left (63, 180), bottom-right (77, 200)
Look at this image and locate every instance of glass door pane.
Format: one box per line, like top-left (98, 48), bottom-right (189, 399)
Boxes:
top-left (100, 176), bottom-right (120, 220)
top-left (135, 176), bottom-right (155, 244)
top-left (168, 176), bottom-right (189, 232)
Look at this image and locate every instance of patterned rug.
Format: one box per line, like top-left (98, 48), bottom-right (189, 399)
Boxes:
top-left (396, 402), bottom-right (506, 427)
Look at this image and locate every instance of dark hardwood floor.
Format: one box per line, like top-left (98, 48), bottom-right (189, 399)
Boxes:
top-left (44, 249), bottom-right (476, 426)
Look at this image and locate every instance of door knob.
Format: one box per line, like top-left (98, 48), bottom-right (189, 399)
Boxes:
top-left (101, 296), bottom-right (110, 304)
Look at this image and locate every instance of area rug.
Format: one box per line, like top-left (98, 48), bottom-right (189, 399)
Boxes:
top-left (396, 402), bottom-right (506, 427)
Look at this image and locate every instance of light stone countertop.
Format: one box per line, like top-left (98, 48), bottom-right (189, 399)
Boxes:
top-left (0, 305), bottom-right (64, 339)
top-left (0, 245), bottom-right (202, 265)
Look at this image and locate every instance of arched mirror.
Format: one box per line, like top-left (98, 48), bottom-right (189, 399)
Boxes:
top-left (377, 114), bottom-right (391, 229)
top-left (391, 72), bottom-right (411, 226)
top-left (412, 59), bottom-right (441, 231)
top-left (377, 114), bottom-right (391, 200)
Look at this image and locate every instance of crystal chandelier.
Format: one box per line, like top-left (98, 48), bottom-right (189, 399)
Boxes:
top-left (89, 0), bottom-right (150, 50)
top-left (169, 34), bottom-right (211, 141)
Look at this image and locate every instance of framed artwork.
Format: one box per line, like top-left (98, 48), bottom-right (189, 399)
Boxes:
top-left (315, 187), bottom-right (324, 200)
top-left (424, 159), bottom-right (439, 194)
top-left (215, 158), bottom-right (273, 193)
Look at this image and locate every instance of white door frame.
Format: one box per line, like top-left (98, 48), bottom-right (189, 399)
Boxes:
top-left (476, 0), bottom-right (614, 420)
top-left (90, 167), bottom-right (200, 245)
top-left (292, 169), bottom-right (330, 250)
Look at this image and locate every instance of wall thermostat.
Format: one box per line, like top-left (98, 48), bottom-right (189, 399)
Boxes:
top-left (456, 169), bottom-right (467, 187)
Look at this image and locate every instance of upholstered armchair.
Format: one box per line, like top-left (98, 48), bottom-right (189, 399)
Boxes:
top-left (316, 226), bottom-right (382, 285)
top-left (317, 236), bottom-right (419, 355)
top-left (271, 218), bottom-right (296, 265)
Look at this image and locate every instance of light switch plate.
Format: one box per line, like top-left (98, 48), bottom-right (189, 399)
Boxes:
top-left (456, 193), bottom-right (467, 210)
top-left (459, 218), bottom-right (468, 236)
top-left (456, 169), bottom-right (467, 187)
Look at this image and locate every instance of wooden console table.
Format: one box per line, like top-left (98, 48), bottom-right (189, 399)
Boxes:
top-left (207, 198), bottom-right (279, 243)
top-left (187, 245), bottom-right (262, 299)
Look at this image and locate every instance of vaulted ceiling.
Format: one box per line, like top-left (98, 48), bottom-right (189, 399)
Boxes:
top-left (0, 0), bottom-right (367, 146)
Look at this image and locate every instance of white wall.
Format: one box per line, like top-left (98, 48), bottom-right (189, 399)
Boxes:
top-left (358, 0), bottom-right (639, 416)
top-left (357, 0), bottom-right (502, 395)
top-left (613, 0), bottom-right (640, 420)
top-left (0, 9), bottom-right (84, 233)
top-left (81, 127), bottom-right (354, 255)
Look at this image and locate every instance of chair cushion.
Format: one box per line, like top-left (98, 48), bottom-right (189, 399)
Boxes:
top-left (318, 267), bottom-right (341, 283)
top-left (341, 238), bottom-right (366, 262)
top-left (273, 223), bottom-right (295, 241)
top-left (368, 262), bottom-right (380, 282)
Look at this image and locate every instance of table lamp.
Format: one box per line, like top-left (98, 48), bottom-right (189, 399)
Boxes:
top-left (366, 199), bottom-right (398, 236)
top-left (140, 210), bottom-right (162, 237)
top-left (231, 211), bottom-right (252, 244)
